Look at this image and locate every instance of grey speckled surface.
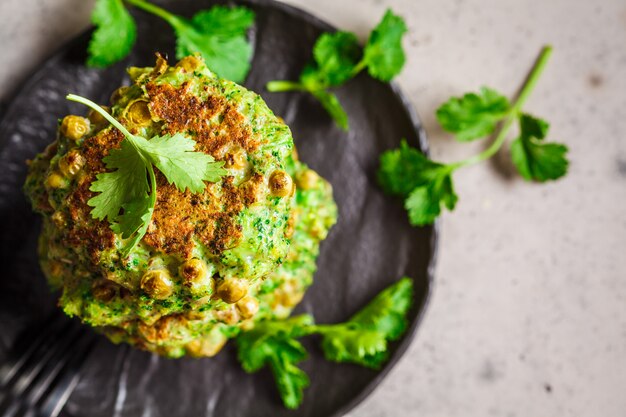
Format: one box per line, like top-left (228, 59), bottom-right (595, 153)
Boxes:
top-left (1, 0), bottom-right (625, 416)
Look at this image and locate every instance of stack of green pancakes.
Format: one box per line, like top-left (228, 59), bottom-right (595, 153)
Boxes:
top-left (25, 55), bottom-right (337, 358)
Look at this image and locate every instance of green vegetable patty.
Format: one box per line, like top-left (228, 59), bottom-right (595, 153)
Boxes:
top-left (24, 55), bottom-right (337, 357)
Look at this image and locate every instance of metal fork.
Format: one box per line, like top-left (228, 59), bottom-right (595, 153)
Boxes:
top-left (0, 312), bottom-right (97, 417)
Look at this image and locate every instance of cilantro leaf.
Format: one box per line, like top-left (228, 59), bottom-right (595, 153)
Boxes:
top-left (68, 94), bottom-right (226, 255)
top-left (267, 345), bottom-right (310, 410)
top-left (87, 139), bottom-right (148, 221)
top-left (377, 140), bottom-right (441, 196)
top-left (235, 280), bottom-right (415, 407)
top-left (122, 0), bottom-right (255, 82)
top-left (299, 64), bottom-right (326, 91)
top-left (436, 87), bottom-right (511, 141)
top-left (404, 172), bottom-right (457, 226)
top-left (190, 6), bottom-right (255, 37)
top-left (511, 114), bottom-right (569, 182)
top-left (266, 9), bottom-right (407, 131)
top-left (320, 326), bottom-right (388, 368)
top-left (363, 9), bottom-right (407, 82)
top-left (313, 31), bottom-right (362, 86)
top-left (378, 140), bottom-right (458, 226)
top-left (87, 0), bottom-right (137, 68)
top-left (87, 0), bottom-right (255, 79)
top-left (110, 191), bottom-right (152, 239)
top-left (318, 278), bottom-right (414, 368)
top-left (164, 6), bottom-right (254, 82)
top-left (133, 133), bottom-right (227, 194)
top-left (350, 277), bottom-right (413, 339)
top-left (111, 191), bottom-right (154, 256)
top-left (310, 89), bottom-right (349, 130)
top-left (174, 28), bottom-right (253, 83)
top-left (236, 315), bottom-right (314, 409)
top-left (378, 48), bottom-right (564, 227)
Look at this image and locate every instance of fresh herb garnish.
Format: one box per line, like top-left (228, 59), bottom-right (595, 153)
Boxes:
top-left (510, 113), bottom-right (569, 182)
top-left (316, 277), bottom-right (413, 368)
top-left (236, 278), bottom-right (413, 409)
top-left (266, 9), bottom-right (407, 130)
top-left (87, 0), bottom-right (137, 68)
top-left (87, 0), bottom-right (255, 82)
top-left (378, 46), bottom-right (569, 226)
top-left (237, 315), bottom-right (314, 409)
top-left (66, 94), bottom-right (227, 255)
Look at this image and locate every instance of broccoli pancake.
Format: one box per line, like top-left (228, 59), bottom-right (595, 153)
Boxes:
top-left (24, 56), bottom-right (296, 336)
top-left (97, 156), bottom-right (337, 358)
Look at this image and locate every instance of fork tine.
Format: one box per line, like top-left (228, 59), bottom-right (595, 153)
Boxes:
top-left (0, 312), bottom-right (68, 388)
top-left (21, 327), bottom-right (93, 407)
top-left (2, 321), bottom-right (80, 397)
top-left (0, 318), bottom-right (97, 417)
top-left (0, 318), bottom-right (80, 415)
top-left (36, 333), bottom-right (98, 417)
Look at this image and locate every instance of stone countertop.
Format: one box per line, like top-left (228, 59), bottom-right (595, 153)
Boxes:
top-left (1, 0), bottom-right (625, 416)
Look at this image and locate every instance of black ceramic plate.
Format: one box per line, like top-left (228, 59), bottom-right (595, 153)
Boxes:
top-left (0, 1), bottom-right (436, 416)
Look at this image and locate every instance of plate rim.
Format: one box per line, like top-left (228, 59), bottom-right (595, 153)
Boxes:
top-left (0, 1), bottom-right (439, 415)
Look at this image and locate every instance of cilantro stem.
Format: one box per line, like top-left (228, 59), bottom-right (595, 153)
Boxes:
top-left (266, 81), bottom-right (307, 92)
top-left (454, 45), bottom-right (553, 168)
top-left (66, 94), bottom-right (135, 140)
top-left (66, 93), bottom-right (150, 162)
top-left (147, 162), bottom-right (157, 211)
top-left (350, 59), bottom-right (367, 78)
top-left (124, 0), bottom-right (179, 26)
top-left (148, 166), bottom-right (157, 199)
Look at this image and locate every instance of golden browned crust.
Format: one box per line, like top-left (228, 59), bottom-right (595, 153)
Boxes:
top-left (56, 79), bottom-right (269, 260)
top-left (142, 174), bottom-right (244, 258)
top-left (146, 81), bottom-right (259, 156)
top-left (63, 128), bottom-right (123, 262)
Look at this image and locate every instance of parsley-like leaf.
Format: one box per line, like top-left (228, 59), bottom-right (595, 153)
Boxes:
top-left (173, 23), bottom-right (253, 83)
top-left (190, 6), bottom-right (255, 37)
top-left (511, 114), bottom-right (569, 181)
top-left (378, 140), bottom-right (457, 225)
top-left (266, 9), bottom-right (407, 131)
top-left (235, 280), bottom-right (415, 408)
top-left (111, 192), bottom-right (154, 256)
top-left (91, 0), bottom-right (256, 81)
top-left (318, 277), bottom-right (414, 368)
top-left (110, 192), bottom-right (152, 239)
top-left (236, 315), bottom-right (314, 409)
top-left (134, 133), bottom-right (227, 193)
top-left (313, 31), bottom-right (361, 86)
top-left (88, 140), bottom-right (148, 222)
top-left (378, 140), bottom-right (441, 196)
top-left (362, 9), bottom-right (408, 82)
top-left (436, 87), bottom-right (511, 141)
top-left (87, 0), bottom-right (137, 68)
top-left (177, 6), bottom-right (254, 82)
top-left (404, 174), bottom-right (457, 226)
top-left (269, 350), bottom-right (310, 410)
top-left (127, 0), bottom-right (255, 82)
top-left (377, 47), bottom-right (568, 226)
top-left (68, 94), bottom-right (226, 255)
top-left (350, 276), bottom-right (413, 339)
top-left (319, 327), bottom-right (388, 368)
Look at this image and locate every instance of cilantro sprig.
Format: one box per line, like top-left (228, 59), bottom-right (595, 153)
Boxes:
top-left (378, 46), bottom-right (569, 226)
top-left (87, 0), bottom-right (255, 82)
top-left (237, 315), bottom-right (314, 409)
top-left (315, 277), bottom-right (413, 369)
top-left (266, 9), bottom-right (407, 130)
top-left (66, 94), bottom-right (227, 255)
top-left (236, 278), bottom-right (414, 409)
top-left (87, 0), bottom-right (137, 68)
